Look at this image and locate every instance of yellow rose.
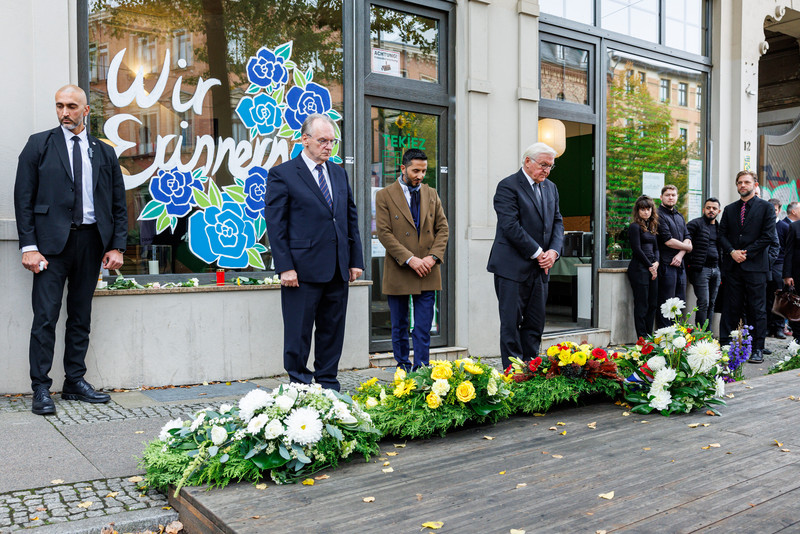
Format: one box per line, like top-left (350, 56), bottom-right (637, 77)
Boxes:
top-left (393, 368), bottom-right (406, 383)
top-left (546, 345), bottom-right (560, 357)
top-left (456, 381), bottom-right (476, 403)
top-left (426, 392), bottom-right (441, 409)
top-left (558, 350), bottom-right (574, 366)
top-left (463, 363), bottom-right (484, 375)
top-left (573, 351), bottom-right (588, 366)
top-left (429, 359), bottom-right (452, 367)
top-left (579, 344), bottom-right (592, 353)
top-left (431, 365), bottom-right (453, 380)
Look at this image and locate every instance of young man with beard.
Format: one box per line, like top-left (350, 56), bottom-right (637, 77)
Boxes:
top-left (686, 198), bottom-right (721, 328)
top-left (655, 185), bottom-right (692, 328)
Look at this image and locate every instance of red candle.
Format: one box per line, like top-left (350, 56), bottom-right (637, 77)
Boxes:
top-left (216, 269), bottom-right (225, 286)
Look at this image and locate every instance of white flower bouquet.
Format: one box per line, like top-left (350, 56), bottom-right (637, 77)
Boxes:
top-left (141, 383), bottom-right (381, 493)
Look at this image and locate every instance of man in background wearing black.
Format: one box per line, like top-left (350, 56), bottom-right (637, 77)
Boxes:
top-left (655, 184), bottom-right (692, 328)
top-left (686, 198), bottom-right (721, 328)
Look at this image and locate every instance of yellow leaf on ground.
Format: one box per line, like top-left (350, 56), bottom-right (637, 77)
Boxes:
top-left (542, 451), bottom-right (549, 454)
top-left (709, 443), bottom-right (721, 448)
top-left (484, 436), bottom-right (495, 440)
top-left (251, 516), bottom-right (261, 519)
top-left (162, 506), bottom-right (172, 510)
top-left (516, 483), bottom-right (527, 489)
top-left (640, 420), bottom-right (649, 424)
top-left (499, 471), bottom-right (506, 475)
top-left (393, 443), bottom-right (407, 448)
top-left (225, 381), bottom-right (231, 385)
top-left (386, 452), bottom-right (399, 456)
top-left (510, 530), bottom-right (526, 534)
top-left (383, 461), bottom-right (391, 466)
top-left (726, 393), bottom-right (735, 398)
top-left (643, 447), bottom-right (651, 451)
top-left (597, 530), bottom-right (608, 534)
top-left (416, 494), bottom-right (423, 501)
top-left (560, 430), bottom-right (567, 435)
top-left (77, 501), bottom-right (92, 509)
top-left (548, 426), bottom-right (558, 431)
top-left (552, 454), bottom-right (564, 459)
top-left (598, 491), bottom-right (614, 500)
top-left (382, 467), bottom-right (394, 473)
top-left (315, 474), bottom-right (330, 480)
top-left (533, 413), bottom-right (546, 416)
top-left (301, 478), bottom-right (314, 485)
top-left (378, 457), bottom-right (387, 461)
top-left (127, 476), bottom-right (143, 483)
top-left (702, 423), bottom-right (710, 427)
top-left (363, 496), bottom-right (376, 503)
top-left (422, 521), bottom-right (444, 530)
top-left (105, 492), bottom-right (118, 499)
top-left (556, 422), bottom-right (566, 426)
top-left (255, 483), bottom-right (267, 490)
top-left (202, 381), bottom-right (208, 385)
top-left (134, 431), bottom-right (144, 434)
top-left (701, 446), bottom-right (710, 450)
top-left (587, 422), bottom-right (597, 429)
top-left (688, 423), bottom-right (699, 428)
top-left (781, 449), bottom-right (791, 452)
top-left (50, 479), bottom-right (64, 484)
top-left (622, 412), bottom-right (631, 417)
top-left (31, 517), bottom-right (38, 521)
top-left (775, 440), bottom-right (784, 447)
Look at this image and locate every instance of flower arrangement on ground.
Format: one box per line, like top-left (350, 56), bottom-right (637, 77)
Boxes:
top-left (504, 344), bottom-right (622, 414)
top-left (353, 359), bottom-right (514, 439)
top-left (140, 384), bottom-right (381, 493)
top-left (768, 339), bottom-right (800, 374)
top-left (721, 324), bottom-right (751, 382)
top-left (619, 298), bottom-right (726, 415)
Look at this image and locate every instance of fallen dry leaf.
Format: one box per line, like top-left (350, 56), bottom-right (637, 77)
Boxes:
top-left (499, 471), bottom-right (506, 475)
top-left (597, 531), bottom-right (608, 534)
top-left (162, 506), bottom-right (172, 510)
top-left (422, 521), bottom-right (444, 530)
top-left (255, 483), bottom-right (267, 490)
top-left (134, 431), bottom-right (144, 434)
top-left (378, 457), bottom-right (387, 461)
top-left (726, 393), bottom-right (735, 399)
top-left (709, 443), bottom-right (721, 448)
top-left (315, 474), bottom-right (330, 480)
top-left (393, 443), bottom-right (407, 448)
top-left (165, 520), bottom-right (183, 534)
top-left (202, 381), bottom-right (208, 385)
top-left (36, 507), bottom-right (46, 512)
top-left (642, 447), bottom-right (651, 451)
top-left (533, 413), bottom-right (545, 417)
top-left (383, 461), bottom-right (391, 466)
top-left (77, 501), bottom-right (92, 509)
top-left (552, 454), bottom-right (564, 459)
top-left (556, 422), bottom-right (566, 426)
top-left (781, 449), bottom-right (791, 452)
top-left (301, 478), bottom-right (314, 485)
top-left (775, 440), bottom-right (784, 447)
top-left (705, 410), bottom-right (718, 416)
top-left (548, 426), bottom-right (558, 431)
top-left (745, 386), bottom-right (753, 389)
top-left (702, 423), bottom-right (710, 427)
top-left (688, 423), bottom-right (699, 428)
top-left (105, 492), bottom-right (118, 499)
top-left (516, 483), bottom-right (527, 489)
top-left (382, 467), bottom-right (394, 473)
top-left (587, 422), bottom-right (597, 429)
top-left (363, 496), bottom-right (376, 503)
top-left (484, 436), bottom-right (495, 440)
top-left (560, 430), bottom-right (567, 435)
top-left (31, 517), bottom-right (38, 521)
top-left (416, 494), bottom-right (423, 501)
top-left (701, 446), bottom-right (710, 450)
top-left (510, 530), bottom-right (526, 534)
top-left (542, 451), bottom-right (549, 454)
top-left (640, 420), bottom-right (649, 424)
top-left (386, 452), bottom-right (398, 456)
top-left (51, 479), bottom-right (64, 484)
top-left (251, 516), bottom-right (261, 519)
top-left (598, 491), bottom-right (615, 500)
top-left (127, 476), bottom-right (143, 483)
top-left (622, 412), bottom-right (631, 417)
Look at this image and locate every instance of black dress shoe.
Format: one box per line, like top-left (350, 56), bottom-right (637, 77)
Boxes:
top-left (772, 331), bottom-right (787, 340)
top-left (32, 387), bottom-right (55, 415)
top-left (762, 348), bottom-right (772, 355)
top-left (62, 379), bottom-right (110, 403)
top-left (747, 350), bottom-right (764, 364)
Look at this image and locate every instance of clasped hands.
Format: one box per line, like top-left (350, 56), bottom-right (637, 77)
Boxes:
top-left (538, 249), bottom-right (559, 274)
top-left (408, 255), bottom-right (437, 278)
top-left (730, 249), bottom-right (747, 263)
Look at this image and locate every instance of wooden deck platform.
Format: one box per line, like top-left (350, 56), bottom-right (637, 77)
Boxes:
top-left (171, 370), bottom-right (800, 533)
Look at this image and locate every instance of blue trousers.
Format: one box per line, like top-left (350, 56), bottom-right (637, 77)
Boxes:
top-left (387, 291), bottom-right (436, 370)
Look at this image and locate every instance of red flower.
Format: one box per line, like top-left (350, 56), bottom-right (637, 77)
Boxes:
top-left (610, 351), bottom-right (620, 359)
top-left (591, 347), bottom-right (608, 361)
top-left (641, 343), bottom-right (654, 356)
top-left (636, 336), bottom-right (646, 347)
top-left (528, 357), bottom-right (542, 373)
top-left (504, 364), bottom-right (513, 376)
top-left (640, 363), bottom-right (654, 379)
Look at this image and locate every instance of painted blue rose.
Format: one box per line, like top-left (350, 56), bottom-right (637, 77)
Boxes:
top-left (246, 47), bottom-right (288, 89)
top-left (243, 167), bottom-right (268, 220)
top-left (149, 168), bottom-right (203, 217)
top-left (188, 200), bottom-right (257, 269)
top-left (236, 93), bottom-right (283, 136)
top-left (283, 82), bottom-right (332, 131)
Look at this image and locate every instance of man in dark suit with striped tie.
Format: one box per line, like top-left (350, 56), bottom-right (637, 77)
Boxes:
top-left (265, 114), bottom-right (364, 391)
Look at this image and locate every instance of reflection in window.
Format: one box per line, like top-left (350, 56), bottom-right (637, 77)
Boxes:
top-left (696, 84), bottom-right (702, 109)
top-left (678, 83), bottom-right (688, 106)
top-left (605, 50), bottom-right (705, 261)
top-left (539, 0), bottom-right (594, 25)
top-left (370, 6), bottom-right (439, 83)
top-left (89, 0), bottom-right (344, 276)
top-left (665, 0), bottom-right (704, 55)
top-left (540, 42), bottom-right (590, 105)
top-left (601, 0), bottom-right (659, 44)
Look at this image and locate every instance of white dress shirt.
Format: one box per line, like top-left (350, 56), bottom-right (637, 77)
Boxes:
top-left (301, 151), bottom-right (333, 205)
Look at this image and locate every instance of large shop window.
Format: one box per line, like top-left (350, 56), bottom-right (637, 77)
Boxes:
top-left (605, 50), bottom-right (706, 261)
top-left (88, 1), bottom-right (344, 276)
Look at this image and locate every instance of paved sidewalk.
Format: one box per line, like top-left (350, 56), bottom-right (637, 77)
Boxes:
top-left (0, 336), bottom-right (791, 533)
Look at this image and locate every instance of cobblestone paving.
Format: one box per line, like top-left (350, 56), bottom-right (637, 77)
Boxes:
top-left (0, 477), bottom-right (167, 532)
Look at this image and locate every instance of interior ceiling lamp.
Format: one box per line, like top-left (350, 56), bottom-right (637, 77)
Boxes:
top-left (538, 118), bottom-right (566, 157)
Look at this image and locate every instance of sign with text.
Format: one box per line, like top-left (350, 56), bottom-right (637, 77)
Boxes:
top-left (371, 48), bottom-right (401, 77)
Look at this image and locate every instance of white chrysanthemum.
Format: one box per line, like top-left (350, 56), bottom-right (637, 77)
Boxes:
top-left (219, 403), bottom-right (232, 414)
top-left (788, 340), bottom-right (800, 355)
top-left (686, 340), bottom-right (722, 375)
top-left (487, 378), bottom-right (498, 396)
top-left (189, 412), bottom-right (206, 432)
top-left (672, 336), bottom-right (687, 349)
top-left (263, 419), bottom-right (284, 440)
top-left (332, 400), bottom-right (357, 424)
top-left (246, 413), bottom-right (270, 435)
top-left (431, 379), bottom-right (451, 397)
top-left (284, 385), bottom-right (301, 400)
top-left (647, 355), bottom-right (667, 372)
top-left (284, 407), bottom-right (323, 445)
top-left (652, 367), bottom-right (677, 391)
top-left (365, 397), bottom-right (379, 409)
top-left (715, 376), bottom-right (725, 398)
top-left (158, 418), bottom-right (184, 441)
top-left (729, 330), bottom-right (740, 339)
top-left (649, 388), bottom-right (672, 411)
top-left (238, 389), bottom-right (273, 422)
top-left (275, 395), bottom-right (295, 411)
top-left (210, 425), bottom-right (227, 446)
top-left (379, 389), bottom-right (387, 402)
top-left (660, 298), bottom-right (685, 320)
top-left (654, 326), bottom-right (677, 338)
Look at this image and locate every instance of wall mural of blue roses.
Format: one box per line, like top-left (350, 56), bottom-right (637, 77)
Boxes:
top-left (137, 41), bottom-right (342, 270)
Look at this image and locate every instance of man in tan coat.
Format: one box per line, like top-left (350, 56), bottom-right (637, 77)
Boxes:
top-left (375, 149), bottom-right (449, 370)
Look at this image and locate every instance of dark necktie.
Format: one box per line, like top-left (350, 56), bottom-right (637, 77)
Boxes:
top-left (315, 164), bottom-right (332, 209)
top-left (740, 200), bottom-right (747, 225)
top-left (72, 136), bottom-right (83, 226)
top-left (410, 189), bottom-right (420, 234)
top-left (533, 182), bottom-right (543, 212)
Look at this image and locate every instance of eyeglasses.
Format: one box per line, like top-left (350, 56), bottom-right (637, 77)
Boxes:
top-left (534, 160), bottom-right (556, 171)
top-left (311, 137), bottom-right (340, 147)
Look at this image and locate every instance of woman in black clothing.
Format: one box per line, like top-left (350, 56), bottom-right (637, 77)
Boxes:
top-left (627, 195), bottom-right (660, 338)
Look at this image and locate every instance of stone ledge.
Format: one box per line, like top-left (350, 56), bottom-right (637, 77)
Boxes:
top-left (94, 279), bottom-right (373, 297)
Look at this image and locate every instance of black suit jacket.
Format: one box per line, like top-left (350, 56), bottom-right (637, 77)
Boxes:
top-left (487, 169), bottom-right (564, 282)
top-left (782, 219), bottom-right (800, 281)
top-left (14, 126), bottom-right (127, 255)
top-left (265, 155), bottom-right (364, 283)
top-left (718, 196), bottom-right (777, 273)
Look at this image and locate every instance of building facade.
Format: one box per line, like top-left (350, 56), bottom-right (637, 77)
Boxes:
top-left (0, 0), bottom-right (797, 393)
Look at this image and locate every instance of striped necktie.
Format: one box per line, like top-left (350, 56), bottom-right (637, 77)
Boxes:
top-left (315, 164), bottom-right (332, 209)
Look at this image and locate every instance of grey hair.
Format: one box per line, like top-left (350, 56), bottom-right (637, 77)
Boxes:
top-left (788, 201), bottom-right (800, 216)
top-left (301, 113), bottom-right (336, 137)
top-left (522, 142), bottom-right (557, 164)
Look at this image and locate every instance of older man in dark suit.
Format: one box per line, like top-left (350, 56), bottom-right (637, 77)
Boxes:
top-left (718, 170), bottom-right (778, 363)
top-left (14, 85), bottom-right (127, 415)
top-left (265, 113), bottom-right (363, 391)
top-left (487, 142), bottom-right (564, 369)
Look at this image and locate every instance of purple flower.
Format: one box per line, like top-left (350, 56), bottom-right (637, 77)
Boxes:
top-left (246, 47), bottom-right (288, 89)
top-left (283, 82), bottom-right (332, 131)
